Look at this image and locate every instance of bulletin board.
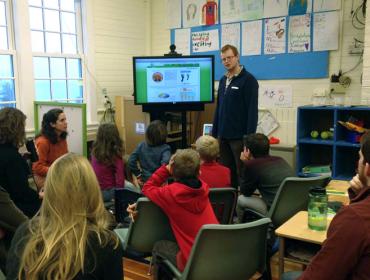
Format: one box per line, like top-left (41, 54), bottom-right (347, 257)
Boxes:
top-left (169, 0), bottom-right (341, 81)
top-left (170, 20), bottom-right (329, 81)
top-left (34, 101), bottom-right (87, 156)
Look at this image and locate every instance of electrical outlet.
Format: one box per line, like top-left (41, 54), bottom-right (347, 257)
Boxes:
top-left (349, 45), bottom-right (364, 55)
top-left (330, 82), bottom-right (346, 94)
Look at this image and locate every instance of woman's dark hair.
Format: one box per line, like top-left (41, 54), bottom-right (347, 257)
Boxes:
top-left (0, 107), bottom-right (26, 148)
top-left (39, 109), bottom-right (67, 144)
top-left (92, 123), bottom-right (124, 165)
top-left (145, 120), bottom-right (167, 146)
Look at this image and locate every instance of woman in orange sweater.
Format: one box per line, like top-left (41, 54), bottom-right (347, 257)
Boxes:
top-left (32, 109), bottom-right (68, 189)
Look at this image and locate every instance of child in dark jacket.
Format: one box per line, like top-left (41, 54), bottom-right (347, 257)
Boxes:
top-left (139, 149), bottom-right (219, 278)
top-left (128, 120), bottom-right (171, 186)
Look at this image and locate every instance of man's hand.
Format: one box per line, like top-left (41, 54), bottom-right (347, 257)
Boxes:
top-left (127, 203), bottom-right (138, 222)
top-left (349, 174), bottom-right (365, 194)
top-left (240, 147), bottom-right (252, 163)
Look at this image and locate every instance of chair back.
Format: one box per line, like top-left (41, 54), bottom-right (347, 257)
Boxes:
top-left (268, 175), bottom-right (331, 228)
top-left (114, 188), bottom-right (142, 223)
top-left (124, 197), bottom-right (176, 254)
top-left (181, 218), bottom-right (271, 280)
top-left (208, 188), bottom-right (237, 224)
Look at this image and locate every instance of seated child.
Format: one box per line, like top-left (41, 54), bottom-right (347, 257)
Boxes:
top-left (139, 149), bottom-right (219, 278)
top-left (128, 120), bottom-right (171, 186)
top-left (91, 123), bottom-right (137, 203)
top-left (195, 135), bottom-right (231, 188)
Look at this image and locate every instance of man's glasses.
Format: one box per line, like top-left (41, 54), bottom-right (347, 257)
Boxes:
top-left (221, 55), bottom-right (236, 63)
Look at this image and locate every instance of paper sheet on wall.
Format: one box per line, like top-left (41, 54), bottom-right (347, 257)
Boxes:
top-left (313, 11), bottom-right (339, 51)
top-left (183, 0), bottom-right (203, 28)
top-left (263, 0), bottom-right (288, 18)
top-left (221, 23), bottom-right (240, 49)
top-left (314, 0), bottom-right (341, 12)
top-left (167, 0), bottom-right (182, 29)
top-left (242, 20), bottom-right (262, 56)
top-left (240, 0), bottom-right (264, 21)
top-left (264, 17), bottom-right (286, 55)
top-left (175, 28), bottom-right (191, 55)
top-left (288, 14), bottom-right (311, 53)
top-left (192, 29), bottom-right (220, 52)
top-left (288, 0), bottom-right (312, 15)
top-left (220, 0), bottom-right (242, 23)
top-left (257, 111), bottom-right (280, 136)
top-left (259, 85), bottom-right (292, 108)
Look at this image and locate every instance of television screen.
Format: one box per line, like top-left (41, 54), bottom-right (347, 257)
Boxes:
top-left (133, 55), bottom-right (214, 105)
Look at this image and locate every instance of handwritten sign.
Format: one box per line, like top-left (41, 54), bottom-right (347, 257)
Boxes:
top-left (192, 29), bottom-right (220, 52)
top-left (313, 11), bottom-right (339, 51)
top-left (240, 0), bottom-right (264, 21)
top-left (288, 14), bottom-right (311, 53)
top-left (242, 20), bottom-right (262, 56)
top-left (259, 85), bottom-right (292, 108)
top-left (264, 17), bottom-right (286, 54)
top-left (264, 0), bottom-right (288, 18)
top-left (221, 23), bottom-right (240, 50)
top-left (257, 111), bottom-right (280, 136)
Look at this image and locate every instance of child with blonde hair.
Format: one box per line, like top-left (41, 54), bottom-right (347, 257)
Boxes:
top-left (195, 135), bottom-right (231, 188)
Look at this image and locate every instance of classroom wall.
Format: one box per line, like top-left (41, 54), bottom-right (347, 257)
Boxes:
top-left (91, 0), bottom-right (151, 112)
top-left (362, 1), bottom-right (370, 102)
top-left (148, 0), bottom-right (366, 144)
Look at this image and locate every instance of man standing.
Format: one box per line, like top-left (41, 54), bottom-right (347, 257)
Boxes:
top-left (212, 44), bottom-right (259, 189)
top-left (297, 131), bottom-right (370, 279)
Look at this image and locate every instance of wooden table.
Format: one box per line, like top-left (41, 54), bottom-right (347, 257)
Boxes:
top-left (274, 180), bottom-right (351, 279)
top-left (275, 211), bottom-right (330, 279)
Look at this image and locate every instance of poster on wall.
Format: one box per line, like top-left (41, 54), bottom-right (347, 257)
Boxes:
top-left (201, 0), bottom-right (219, 25)
top-left (242, 20), bottom-right (262, 56)
top-left (167, 0), bottom-right (182, 29)
top-left (288, 14), bottom-right (311, 53)
top-left (221, 23), bottom-right (240, 49)
top-left (263, 0), bottom-right (288, 18)
top-left (183, 0), bottom-right (204, 28)
top-left (314, 0), bottom-right (341, 12)
top-left (220, 0), bottom-right (242, 23)
top-left (288, 0), bottom-right (312, 15)
top-left (264, 17), bottom-right (286, 54)
top-left (240, 0), bottom-right (264, 21)
top-left (175, 28), bottom-right (191, 55)
top-left (313, 11), bottom-right (339, 51)
top-left (192, 29), bottom-right (220, 52)
top-left (259, 85), bottom-right (293, 108)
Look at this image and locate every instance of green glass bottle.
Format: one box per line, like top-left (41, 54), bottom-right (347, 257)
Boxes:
top-left (308, 187), bottom-right (328, 231)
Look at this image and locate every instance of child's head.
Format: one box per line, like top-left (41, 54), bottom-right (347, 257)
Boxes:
top-left (92, 122), bottom-right (124, 164)
top-left (172, 149), bottom-right (200, 180)
top-left (145, 120), bottom-right (167, 146)
top-left (243, 133), bottom-right (270, 158)
top-left (195, 135), bottom-right (219, 162)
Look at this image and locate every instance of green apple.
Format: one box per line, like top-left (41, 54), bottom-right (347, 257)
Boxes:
top-left (311, 130), bottom-right (319, 138)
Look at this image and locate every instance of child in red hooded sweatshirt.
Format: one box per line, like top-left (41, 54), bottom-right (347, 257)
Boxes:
top-left (141, 148), bottom-right (218, 279)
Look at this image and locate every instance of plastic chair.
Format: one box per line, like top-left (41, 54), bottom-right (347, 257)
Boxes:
top-left (114, 197), bottom-right (175, 265)
top-left (161, 218), bottom-right (271, 280)
top-left (243, 175), bottom-right (331, 280)
top-left (208, 187), bottom-right (237, 224)
top-left (114, 188), bottom-right (142, 223)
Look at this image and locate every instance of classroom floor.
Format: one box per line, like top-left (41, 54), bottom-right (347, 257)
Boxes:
top-left (123, 253), bottom-right (304, 280)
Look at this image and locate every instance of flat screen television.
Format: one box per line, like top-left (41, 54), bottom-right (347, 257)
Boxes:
top-left (133, 55), bottom-right (214, 109)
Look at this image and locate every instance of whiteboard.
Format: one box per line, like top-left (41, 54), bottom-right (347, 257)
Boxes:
top-left (34, 101), bottom-right (87, 156)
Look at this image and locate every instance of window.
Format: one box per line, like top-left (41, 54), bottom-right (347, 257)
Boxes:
top-left (0, 0), bottom-right (16, 108)
top-left (29, 0), bottom-right (83, 103)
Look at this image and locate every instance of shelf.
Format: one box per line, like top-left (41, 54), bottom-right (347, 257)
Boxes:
top-left (298, 138), bottom-right (334, 145)
top-left (166, 137), bottom-right (182, 143)
top-left (335, 141), bottom-right (361, 148)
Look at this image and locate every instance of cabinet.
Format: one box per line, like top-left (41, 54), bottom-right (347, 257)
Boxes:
top-left (296, 106), bottom-right (370, 180)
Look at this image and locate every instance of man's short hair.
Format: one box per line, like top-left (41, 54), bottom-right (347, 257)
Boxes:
top-left (361, 132), bottom-right (370, 165)
top-left (195, 135), bottom-right (219, 162)
top-left (221, 44), bottom-right (239, 56)
top-left (243, 133), bottom-right (270, 158)
top-left (172, 149), bottom-right (200, 179)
